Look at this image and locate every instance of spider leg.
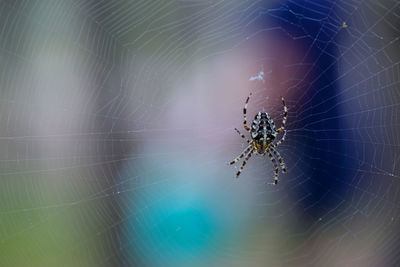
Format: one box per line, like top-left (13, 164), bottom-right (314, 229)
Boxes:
top-left (267, 149), bottom-right (279, 185)
top-left (276, 96), bottom-right (287, 134)
top-left (270, 147), bottom-right (286, 173)
top-left (236, 148), bottom-right (254, 178)
top-left (271, 130), bottom-right (287, 148)
top-left (228, 144), bottom-right (252, 165)
top-left (243, 93), bottom-right (252, 132)
top-left (234, 128), bottom-right (251, 144)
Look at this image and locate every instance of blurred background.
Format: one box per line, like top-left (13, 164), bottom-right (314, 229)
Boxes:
top-left (0, 0), bottom-right (400, 266)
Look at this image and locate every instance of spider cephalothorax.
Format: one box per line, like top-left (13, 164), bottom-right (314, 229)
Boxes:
top-left (229, 93), bottom-right (288, 185)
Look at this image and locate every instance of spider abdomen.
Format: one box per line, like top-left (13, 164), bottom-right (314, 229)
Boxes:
top-left (250, 112), bottom-right (277, 153)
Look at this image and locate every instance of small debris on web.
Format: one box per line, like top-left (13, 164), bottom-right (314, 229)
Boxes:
top-left (249, 70), bottom-right (265, 83)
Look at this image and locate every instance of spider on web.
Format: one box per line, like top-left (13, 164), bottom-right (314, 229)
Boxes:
top-left (228, 93), bottom-right (288, 185)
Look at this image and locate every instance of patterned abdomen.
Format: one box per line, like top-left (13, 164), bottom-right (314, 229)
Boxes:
top-left (250, 112), bottom-right (276, 153)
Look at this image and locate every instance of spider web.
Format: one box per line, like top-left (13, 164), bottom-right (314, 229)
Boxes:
top-left (0, 0), bottom-right (400, 266)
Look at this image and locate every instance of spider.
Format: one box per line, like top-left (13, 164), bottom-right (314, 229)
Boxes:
top-left (229, 93), bottom-right (288, 185)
